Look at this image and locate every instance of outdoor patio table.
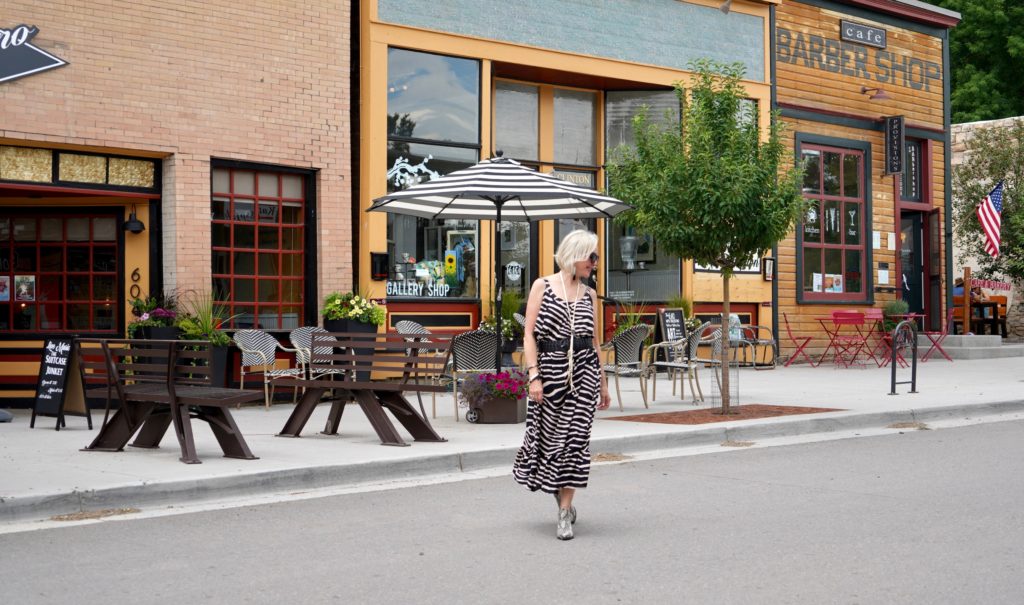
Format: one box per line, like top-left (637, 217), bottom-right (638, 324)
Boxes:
top-left (816, 312), bottom-right (870, 367)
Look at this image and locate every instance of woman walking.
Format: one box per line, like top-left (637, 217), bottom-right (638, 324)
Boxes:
top-left (512, 230), bottom-right (611, 540)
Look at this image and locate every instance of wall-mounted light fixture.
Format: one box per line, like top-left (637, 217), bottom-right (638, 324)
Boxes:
top-left (859, 86), bottom-right (891, 100)
top-left (123, 204), bottom-right (146, 234)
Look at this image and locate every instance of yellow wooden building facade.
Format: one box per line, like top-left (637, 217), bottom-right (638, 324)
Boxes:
top-left (773, 0), bottom-right (959, 358)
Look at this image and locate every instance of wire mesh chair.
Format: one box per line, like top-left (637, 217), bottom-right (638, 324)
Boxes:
top-left (600, 324), bottom-right (652, 411)
top-left (289, 326), bottom-right (329, 378)
top-left (395, 320), bottom-right (450, 419)
top-left (687, 325), bottom-right (723, 402)
top-left (234, 329), bottom-right (305, 409)
top-left (448, 329), bottom-right (499, 422)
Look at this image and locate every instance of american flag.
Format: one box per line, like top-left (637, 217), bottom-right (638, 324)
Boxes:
top-left (976, 181), bottom-right (1004, 258)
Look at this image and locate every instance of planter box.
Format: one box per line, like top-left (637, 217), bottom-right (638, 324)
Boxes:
top-left (466, 396), bottom-right (527, 424)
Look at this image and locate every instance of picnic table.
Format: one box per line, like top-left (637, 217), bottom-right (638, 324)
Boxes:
top-left (80, 339), bottom-right (263, 464)
top-left (274, 332), bottom-right (450, 446)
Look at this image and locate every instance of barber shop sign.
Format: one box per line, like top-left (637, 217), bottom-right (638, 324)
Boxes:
top-left (1, 24), bottom-right (68, 84)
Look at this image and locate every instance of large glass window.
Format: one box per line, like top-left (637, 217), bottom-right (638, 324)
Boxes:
top-left (554, 89), bottom-right (597, 165)
top-left (604, 90), bottom-right (682, 302)
top-left (386, 48), bottom-right (481, 299)
top-left (494, 82), bottom-right (538, 161)
top-left (799, 146), bottom-right (866, 300)
top-left (212, 167), bottom-right (306, 330)
top-left (0, 213), bottom-right (119, 333)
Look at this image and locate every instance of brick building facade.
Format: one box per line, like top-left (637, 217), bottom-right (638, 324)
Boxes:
top-left (0, 1), bottom-right (352, 402)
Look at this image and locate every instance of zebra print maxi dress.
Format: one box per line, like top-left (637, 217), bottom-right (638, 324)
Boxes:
top-left (513, 279), bottom-right (601, 494)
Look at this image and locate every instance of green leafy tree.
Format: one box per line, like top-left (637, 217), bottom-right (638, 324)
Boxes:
top-left (607, 60), bottom-right (805, 413)
top-left (934, 0), bottom-right (1024, 122)
top-left (952, 118), bottom-right (1024, 283)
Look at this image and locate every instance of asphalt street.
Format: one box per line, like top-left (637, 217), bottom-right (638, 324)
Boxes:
top-left (4, 420), bottom-right (1024, 604)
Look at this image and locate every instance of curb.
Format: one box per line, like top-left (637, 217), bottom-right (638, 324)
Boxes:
top-left (4, 400), bottom-right (1024, 524)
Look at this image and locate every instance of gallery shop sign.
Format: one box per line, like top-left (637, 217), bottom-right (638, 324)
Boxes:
top-left (776, 27), bottom-right (941, 92)
top-left (386, 280), bottom-right (451, 297)
top-left (0, 24), bottom-right (68, 84)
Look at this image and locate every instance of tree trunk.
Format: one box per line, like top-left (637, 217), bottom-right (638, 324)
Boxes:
top-left (720, 273), bottom-right (732, 413)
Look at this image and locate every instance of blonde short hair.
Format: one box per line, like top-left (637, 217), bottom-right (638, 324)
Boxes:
top-left (554, 230), bottom-right (599, 271)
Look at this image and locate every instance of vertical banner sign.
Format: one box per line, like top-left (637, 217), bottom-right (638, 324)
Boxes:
top-left (30, 338), bottom-right (89, 431)
top-left (884, 115), bottom-right (905, 175)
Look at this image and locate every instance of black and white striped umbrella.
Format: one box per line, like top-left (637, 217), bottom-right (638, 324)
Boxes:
top-left (368, 155), bottom-right (631, 221)
top-left (369, 154), bottom-right (631, 370)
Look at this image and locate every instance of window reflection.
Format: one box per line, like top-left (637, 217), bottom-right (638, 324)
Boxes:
top-left (387, 48), bottom-right (480, 144)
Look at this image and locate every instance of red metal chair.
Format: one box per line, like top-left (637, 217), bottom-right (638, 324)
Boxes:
top-left (782, 313), bottom-right (815, 367)
top-left (921, 308), bottom-right (955, 362)
top-left (831, 311), bottom-right (868, 368)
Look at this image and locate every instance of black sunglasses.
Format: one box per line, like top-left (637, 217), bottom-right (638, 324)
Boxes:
top-left (588, 253), bottom-right (599, 263)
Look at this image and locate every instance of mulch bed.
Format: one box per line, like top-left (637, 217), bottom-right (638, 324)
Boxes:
top-left (604, 404), bottom-right (842, 425)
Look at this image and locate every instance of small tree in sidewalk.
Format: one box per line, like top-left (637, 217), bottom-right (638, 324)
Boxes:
top-left (607, 60), bottom-right (806, 413)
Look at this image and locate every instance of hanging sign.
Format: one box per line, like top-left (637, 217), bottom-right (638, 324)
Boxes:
top-left (505, 261), bottom-right (523, 284)
top-left (884, 115), bottom-right (904, 175)
top-left (0, 25), bottom-right (68, 84)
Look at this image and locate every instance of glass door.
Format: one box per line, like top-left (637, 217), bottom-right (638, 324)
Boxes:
top-left (900, 213), bottom-right (924, 318)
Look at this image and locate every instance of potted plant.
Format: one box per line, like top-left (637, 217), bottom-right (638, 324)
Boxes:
top-left (479, 289), bottom-right (525, 364)
top-left (321, 291), bottom-right (387, 333)
top-left (128, 292), bottom-right (179, 340)
top-left (459, 369), bottom-right (529, 424)
top-left (175, 291), bottom-right (234, 387)
top-left (882, 299), bottom-right (910, 333)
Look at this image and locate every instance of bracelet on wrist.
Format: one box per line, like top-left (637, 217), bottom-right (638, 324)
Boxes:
top-left (528, 374), bottom-right (542, 383)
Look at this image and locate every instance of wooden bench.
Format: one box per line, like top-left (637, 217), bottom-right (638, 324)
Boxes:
top-left (81, 339), bottom-right (263, 464)
top-left (273, 332), bottom-right (450, 446)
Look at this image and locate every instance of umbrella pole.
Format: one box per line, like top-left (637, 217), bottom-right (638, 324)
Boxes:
top-left (494, 201), bottom-right (504, 371)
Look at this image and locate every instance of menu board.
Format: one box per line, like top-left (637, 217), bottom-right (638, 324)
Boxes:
top-left (30, 338), bottom-right (89, 431)
top-left (658, 308), bottom-right (686, 343)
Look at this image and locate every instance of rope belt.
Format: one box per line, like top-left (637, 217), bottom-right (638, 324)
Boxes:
top-left (537, 335), bottom-right (593, 353)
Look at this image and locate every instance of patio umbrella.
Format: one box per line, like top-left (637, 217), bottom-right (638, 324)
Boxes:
top-left (369, 153), bottom-right (632, 369)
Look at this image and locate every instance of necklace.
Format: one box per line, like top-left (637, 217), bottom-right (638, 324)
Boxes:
top-left (560, 272), bottom-right (583, 392)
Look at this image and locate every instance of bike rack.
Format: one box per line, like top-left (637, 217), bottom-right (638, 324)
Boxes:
top-left (888, 319), bottom-right (918, 395)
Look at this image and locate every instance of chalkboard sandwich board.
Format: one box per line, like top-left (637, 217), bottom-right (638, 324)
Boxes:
top-left (30, 337), bottom-right (91, 431)
top-left (653, 308), bottom-right (687, 363)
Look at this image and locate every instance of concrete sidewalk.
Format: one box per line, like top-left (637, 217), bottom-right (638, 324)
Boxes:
top-left (2, 357), bottom-right (1023, 524)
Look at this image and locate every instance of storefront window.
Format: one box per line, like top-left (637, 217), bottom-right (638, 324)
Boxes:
top-left (799, 146), bottom-right (866, 300)
top-left (554, 89), bottom-right (597, 166)
top-left (606, 91), bottom-right (680, 149)
top-left (605, 91), bottom-right (682, 302)
top-left (386, 48), bottom-right (481, 299)
top-left (495, 82), bottom-right (538, 161)
top-left (0, 213), bottom-right (119, 333)
top-left (212, 166), bottom-right (306, 330)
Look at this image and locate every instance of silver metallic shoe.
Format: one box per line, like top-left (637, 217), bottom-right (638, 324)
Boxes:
top-left (557, 507), bottom-right (574, 540)
top-left (552, 491), bottom-right (576, 524)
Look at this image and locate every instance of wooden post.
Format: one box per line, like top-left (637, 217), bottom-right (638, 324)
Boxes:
top-left (963, 267), bottom-right (972, 334)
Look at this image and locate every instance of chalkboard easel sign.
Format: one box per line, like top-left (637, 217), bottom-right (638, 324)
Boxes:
top-left (656, 308), bottom-right (687, 344)
top-left (30, 337), bottom-right (91, 431)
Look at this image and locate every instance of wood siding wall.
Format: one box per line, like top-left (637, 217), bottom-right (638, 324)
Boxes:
top-left (775, 1), bottom-right (950, 359)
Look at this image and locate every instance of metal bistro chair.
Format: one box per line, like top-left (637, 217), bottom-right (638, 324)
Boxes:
top-left (601, 324), bottom-right (652, 411)
top-left (289, 326), bottom-right (330, 378)
top-left (234, 329), bottom-right (306, 409)
top-left (394, 320), bottom-right (450, 419)
top-left (782, 312), bottom-right (815, 367)
top-left (642, 320), bottom-right (711, 404)
top-left (448, 329), bottom-right (499, 422)
top-left (738, 324), bottom-right (778, 369)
